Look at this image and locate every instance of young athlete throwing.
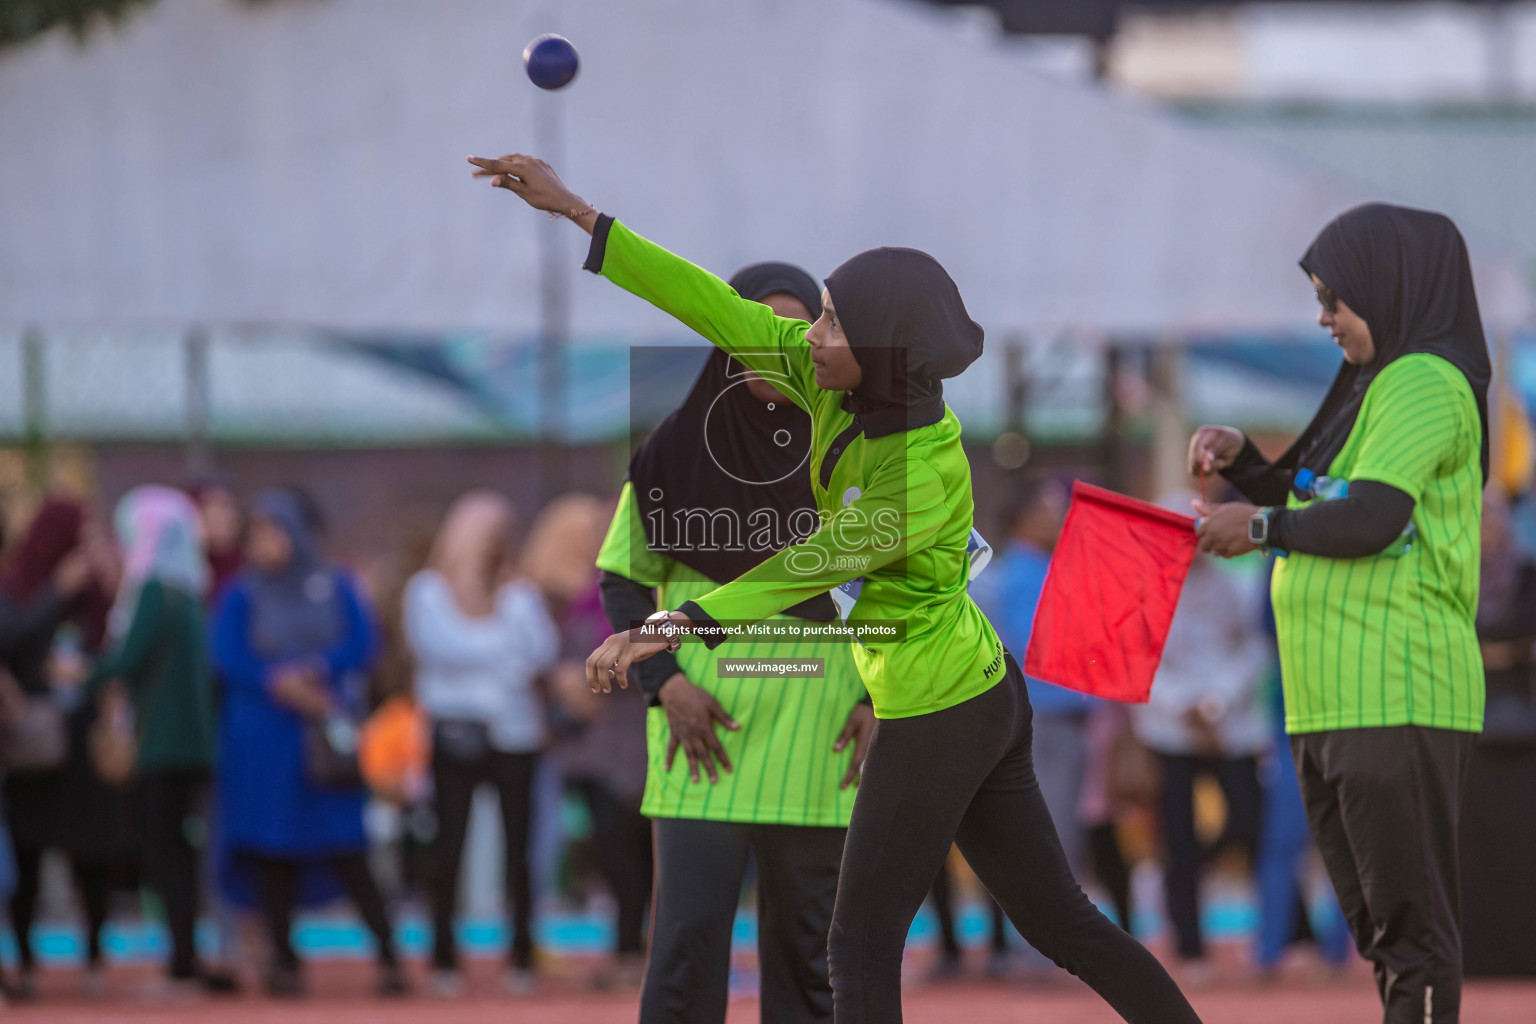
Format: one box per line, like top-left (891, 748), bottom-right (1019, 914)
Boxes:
top-left (470, 152), bottom-right (1201, 1024)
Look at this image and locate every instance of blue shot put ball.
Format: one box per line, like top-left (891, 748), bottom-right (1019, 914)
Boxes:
top-left (523, 34), bottom-right (579, 90)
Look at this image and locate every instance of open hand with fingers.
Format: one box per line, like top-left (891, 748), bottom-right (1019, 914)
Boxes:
top-left (467, 153), bottom-right (598, 228)
top-left (659, 673), bottom-right (740, 784)
top-left (1193, 499), bottom-right (1260, 558)
top-left (1186, 425), bottom-right (1245, 477)
top-left (585, 626), bottom-right (672, 694)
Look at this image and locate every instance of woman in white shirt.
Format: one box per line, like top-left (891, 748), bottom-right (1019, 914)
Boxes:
top-left (403, 491), bottom-right (559, 995)
top-left (1135, 493), bottom-right (1273, 983)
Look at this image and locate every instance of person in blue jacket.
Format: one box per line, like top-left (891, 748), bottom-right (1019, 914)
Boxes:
top-left (968, 477), bottom-right (1097, 977)
top-left (972, 478), bottom-right (1089, 869)
top-left (210, 489), bottom-right (403, 998)
top-left (1252, 561), bottom-right (1351, 977)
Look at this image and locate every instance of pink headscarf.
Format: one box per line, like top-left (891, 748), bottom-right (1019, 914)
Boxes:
top-left (110, 486), bottom-right (207, 638)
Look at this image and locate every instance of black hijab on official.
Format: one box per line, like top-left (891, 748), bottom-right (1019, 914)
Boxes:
top-left (1278, 203), bottom-right (1491, 488)
top-left (824, 247), bottom-right (985, 439)
top-left (628, 262), bottom-right (836, 618)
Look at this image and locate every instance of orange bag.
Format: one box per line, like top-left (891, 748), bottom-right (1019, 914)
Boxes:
top-left (358, 695), bottom-right (429, 803)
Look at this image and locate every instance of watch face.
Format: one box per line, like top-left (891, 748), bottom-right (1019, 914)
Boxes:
top-left (1248, 515), bottom-right (1266, 544)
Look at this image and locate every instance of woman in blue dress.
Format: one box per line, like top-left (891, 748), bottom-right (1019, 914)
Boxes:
top-left (211, 489), bottom-right (403, 997)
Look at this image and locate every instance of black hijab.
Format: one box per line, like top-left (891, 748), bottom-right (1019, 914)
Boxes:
top-left (628, 263), bottom-right (835, 618)
top-left (1278, 203), bottom-right (1490, 488)
top-left (824, 247), bottom-right (985, 439)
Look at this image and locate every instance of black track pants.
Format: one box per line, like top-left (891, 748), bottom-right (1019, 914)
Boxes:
top-left (1293, 726), bottom-right (1475, 1024)
top-left (828, 653), bottom-right (1201, 1024)
top-left (643, 817), bottom-right (845, 1024)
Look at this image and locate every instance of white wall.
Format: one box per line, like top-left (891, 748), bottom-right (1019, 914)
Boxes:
top-left (1, 0), bottom-right (1528, 341)
top-left (1114, 2), bottom-right (1536, 101)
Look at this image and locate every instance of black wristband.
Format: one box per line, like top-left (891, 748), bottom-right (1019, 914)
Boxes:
top-left (1220, 435), bottom-right (1293, 508)
top-left (635, 650), bottom-right (682, 706)
top-left (1267, 506), bottom-right (1291, 553)
top-left (581, 214), bottom-right (614, 274)
top-left (1222, 436), bottom-right (1268, 477)
top-left (677, 600), bottom-right (728, 651)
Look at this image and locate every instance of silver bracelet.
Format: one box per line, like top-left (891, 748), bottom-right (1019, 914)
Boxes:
top-left (548, 204), bottom-right (598, 222)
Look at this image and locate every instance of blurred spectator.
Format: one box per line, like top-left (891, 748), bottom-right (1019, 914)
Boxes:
top-left (0, 514), bottom-right (15, 1002)
top-left (280, 484), bottom-right (328, 541)
top-left (78, 486), bottom-right (230, 992)
top-left (357, 688), bottom-right (434, 906)
top-left (0, 497), bottom-right (127, 1000)
top-left (210, 489), bottom-right (403, 998)
top-left (1475, 486), bottom-right (1536, 735)
top-left (539, 494), bottom-right (653, 990)
top-left (402, 490), bottom-right (558, 996)
top-left (187, 472), bottom-right (247, 988)
top-left (1254, 688), bottom-right (1352, 978)
top-left (358, 692), bottom-right (430, 808)
top-left (976, 479), bottom-right (1084, 851)
top-left (367, 503), bottom-right (440, 709)
top-left (1080, 702), bottom-right (1141, 934)
top-left (1136, 501), bottom-right (1271, 980)
top-left (927, 478), bottom-right (1075, 976)
top-left (927, 855), bottom-right (1009, 979)
top-left (1459, 484), bottom-right (1536, 976)
top-left (0, 714), bottom-right (12, 999)
top-left (356, 505), bottom-right (439, 902)
top-left (1506, 486), bottom-right (1536, 556)
top-left (188, 473), bottom-right (244, 601)
top-left (951, 476), bottom-right (1076, 979)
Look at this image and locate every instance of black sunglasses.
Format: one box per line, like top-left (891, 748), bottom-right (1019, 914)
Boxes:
top-left (1314, 284), bottom-right (1339, 315)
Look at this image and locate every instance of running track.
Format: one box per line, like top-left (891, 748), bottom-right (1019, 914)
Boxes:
top-left (12, 959), bottom-right (1536, 1024)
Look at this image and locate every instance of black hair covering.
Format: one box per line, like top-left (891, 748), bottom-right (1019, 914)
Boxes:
top-left (726, 261), bottom-right (824, 321)
top-left (627, 263), bottom-right (835, 619)
top-left (824, 247), bottom-right (984, 438)
top-left (1280, 203), bottom-right (1490, 487)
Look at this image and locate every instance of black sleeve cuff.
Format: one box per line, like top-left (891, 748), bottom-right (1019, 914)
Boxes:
top-left (582, 214), bottom-right (615, 274)
top-left (598, 570), bottom-right (676, 706)
top-left (1221, 436), bottom-right (1269, 478)
top-left (1267, 506), bottom-right (1291, 554)
top-left (678, 600), bottom-right (728, 651)
top-left (635, 650), bottom-right (681, 706)
top-left (597, 571), bottom-right (654, 633)
top-left (1220, 435), bottom-right (1294, 507)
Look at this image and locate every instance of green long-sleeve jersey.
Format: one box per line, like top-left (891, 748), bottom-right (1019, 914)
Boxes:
top-left (586, 218), bottom-right (1004, 719)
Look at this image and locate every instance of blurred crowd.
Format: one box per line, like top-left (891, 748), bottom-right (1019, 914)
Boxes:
top-left (0, 477), bottom-right (648, 1001)
top-left (0, 467), bottom-right (1531, 1003)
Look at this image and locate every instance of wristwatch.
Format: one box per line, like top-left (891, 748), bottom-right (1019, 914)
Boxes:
top-left (644, 609), bottom-right (684, 653)
top-left (1247, 507), bottom-right (1273, 553)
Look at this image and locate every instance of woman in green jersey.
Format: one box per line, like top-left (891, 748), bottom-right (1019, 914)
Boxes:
top-left (469, 153), bottom-right (1200, 1024)
top-left (1190, 203), bottom-right (1489, 1024)
top-left (597, 261), bottom-right (873, 1024)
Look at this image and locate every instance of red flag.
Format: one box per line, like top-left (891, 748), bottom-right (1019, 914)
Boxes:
top-left (1024, 481), bottom-right (1197, 703)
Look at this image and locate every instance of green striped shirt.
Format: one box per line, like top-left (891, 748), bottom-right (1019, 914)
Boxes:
top-left (1272, 353), bottom-right (1484, 734)
top-left (597, 482), bottom-right (866, 826)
